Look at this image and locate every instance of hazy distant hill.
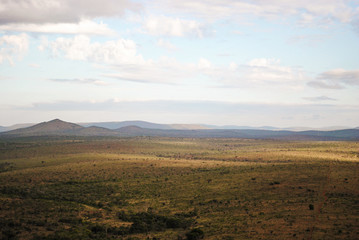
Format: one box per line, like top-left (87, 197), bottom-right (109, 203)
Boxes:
top-left (1, 119), bottom-right (358, 140)
top-left (80, 121), bottom-right (171, 130)
top-left (80, 121), bottom-right (209, 130)
top-left (296, 129), bottom-right (359, 140)
top-left (115, 126), bottom-right (359, 140)
top-left (204, 125), bottom-right (281, 130)
top-left (74, 126), bottom-right (118, 136)
top-left (1, 119), bottom-right (83, 136)
top-left (168, 124), bottom-right (210, 130)
top-left (1, 119), bottom-right (121, 137)
top-left (0, 123), bottom-right (35, 132)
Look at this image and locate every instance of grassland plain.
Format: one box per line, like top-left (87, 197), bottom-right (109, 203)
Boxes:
top-left (0, 137), bottom-right (358, 239)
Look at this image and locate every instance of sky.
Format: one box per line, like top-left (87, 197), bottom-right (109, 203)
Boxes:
top-left (0, 0), bottom-right (359, 128)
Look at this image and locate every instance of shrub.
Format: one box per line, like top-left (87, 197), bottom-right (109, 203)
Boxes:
top-left (186, 228), bottom-right (204, 240)
top-left (91, 224), bottom-right (106, 233)
top-left (118, 211), bottom-right (193, 234)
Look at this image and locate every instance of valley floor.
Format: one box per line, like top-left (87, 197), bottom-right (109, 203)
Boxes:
top-left (0, 137), bottom-right (358, 239)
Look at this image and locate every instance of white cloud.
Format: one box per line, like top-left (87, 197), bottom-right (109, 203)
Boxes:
top-left (287, 34), bottom-right (329, 46)
top-left (307, 80), bottom-right (343, 89)
top-left (28, 63), bottom-right (40, 68)
top-left (245, 58), bottom-right (302, 83)
top-left (0, 75), bottom-right (9, 80)
top-left (0, 0), bottom-right (140, 24)
top-left (198, 58), bottom-right (211, 69)
top-left (157, 39), bottom-right (177, 51)
top-left (204, 58), bottom-right (307, 87)
top-left (105, 57), bottom-right (306, 87)
top-left (0, 20), bottom-right (115, 35)
top-left (0, 33), bottom-right (29, 65)
top-left (42, 35), bottom-right (307, 87)
top-left (353, 17), bottom-right (359, 34)
top-left (302, 96), bottom-right (337, 102)
top-left (318, 69), bottom-right (359, 85)
top-left (247, 58), bottom-right (279, 67)
top-left (50, 78), bottom-right (109, 86)
top-left (154, 0), bottom-right (356, 26)
top-left (105, 56), bottom-right (196, 84)
top-left (308, 69), bottom-right (359, 89)
top-left (41, 35), bottom-right (144, 65)
top-left (39, 34), bottom-right (307, 88)
top-left (143, 15), bottom-right (210, 37)
top-left (228, 62), bottom-right (237, 71)
top-left (41, 35), bottom-right (197, 84)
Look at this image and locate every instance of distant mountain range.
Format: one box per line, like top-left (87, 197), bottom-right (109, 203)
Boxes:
top-left (0, 120), bottom-right (355, 132)
top-left (1, 119), bottom-right (358, 141)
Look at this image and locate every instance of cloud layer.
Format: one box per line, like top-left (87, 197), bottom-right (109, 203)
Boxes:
top-left (0, 20), bottom-right (115, 35)
top-left (200, 58), bottom-right (307, 87)
top-left (143, 15), bottom-right (210, 37)
top-left (0, 0), bottom-right (140, 24)
top-left (302, 96), bottom-right (337, 102)
top-left (155, 0), bottom-right (356, 25)
top-left (49, 78), bottom-right (109, 86)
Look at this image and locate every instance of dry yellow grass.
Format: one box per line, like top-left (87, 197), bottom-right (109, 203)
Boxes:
top-left (0, 137), bottom-right (358, 239)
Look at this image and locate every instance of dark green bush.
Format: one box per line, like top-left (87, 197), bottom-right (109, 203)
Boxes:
top-left (186, 228), bottom-right (204, 240)
top-left (117, 211), bottom-right (193, 234)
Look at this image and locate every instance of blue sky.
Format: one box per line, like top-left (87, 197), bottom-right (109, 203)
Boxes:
top-left (0, 0), bottom-right (359, 127)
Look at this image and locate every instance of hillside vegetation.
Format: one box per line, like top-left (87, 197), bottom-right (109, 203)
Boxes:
top-left (0, 137), bottom-right (358, 239)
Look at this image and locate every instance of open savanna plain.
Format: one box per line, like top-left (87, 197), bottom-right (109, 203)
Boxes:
top-left (0, 137), bottom-right (358, 240)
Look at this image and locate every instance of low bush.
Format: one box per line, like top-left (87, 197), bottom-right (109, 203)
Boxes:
top-left (117, 211), bottom-right (193, 234)
top-left (186, 228), bottom-right (204, 240)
